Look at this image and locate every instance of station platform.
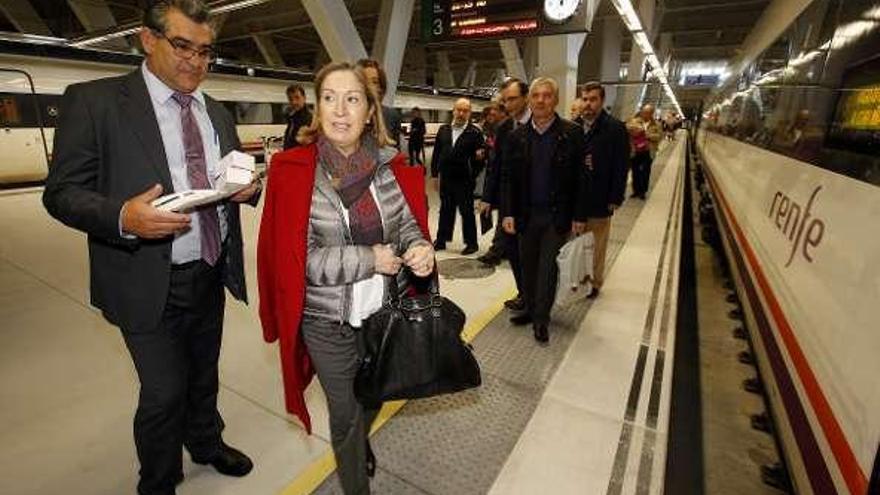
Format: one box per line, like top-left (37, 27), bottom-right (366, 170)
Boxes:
top-left (0, 137), bottom-right (687, 495)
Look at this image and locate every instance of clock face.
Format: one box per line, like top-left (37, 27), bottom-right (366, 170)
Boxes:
top-left (544, 0), bottom-right (581, 23)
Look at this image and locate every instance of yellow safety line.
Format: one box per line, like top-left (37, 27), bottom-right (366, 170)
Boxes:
top-left (279, 285), bottom-right (517, 495)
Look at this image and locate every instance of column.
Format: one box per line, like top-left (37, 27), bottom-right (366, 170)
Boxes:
top-left (499, 39), bottom-right (527, 81)
top-left (371, 0), bottom-right (415, 104)
top-left (537, 33), bottom-right (587, 115)
top-left (600, 16), bottom-right (623, 110)
top-left (301, 0), bottom-right (368, 62)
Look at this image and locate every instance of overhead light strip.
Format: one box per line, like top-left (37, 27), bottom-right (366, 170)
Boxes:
top-left (69, 0), bottom-right (273, 48)
top-left (609, 0), bottom-right (682, 113)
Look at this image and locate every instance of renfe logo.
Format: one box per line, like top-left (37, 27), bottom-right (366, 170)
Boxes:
top-left (768, 186), bottom-right (825, 267)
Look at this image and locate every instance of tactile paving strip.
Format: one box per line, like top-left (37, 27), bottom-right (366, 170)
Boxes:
top-left (311, 156), bottom-right (671, 494)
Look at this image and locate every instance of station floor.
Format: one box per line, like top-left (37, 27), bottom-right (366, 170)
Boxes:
top-left (0, 137), bottom-right (745, 495)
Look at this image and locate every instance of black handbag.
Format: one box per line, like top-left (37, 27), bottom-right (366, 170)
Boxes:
top-left (354, 276), bottom-right (481, 405)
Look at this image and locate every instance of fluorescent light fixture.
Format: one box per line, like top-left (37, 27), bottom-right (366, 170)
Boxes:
top-left (212, 0), bottom-right (273, 15)
top-left (632, 32), bottom-right (654, 55)
top-left (610, 0), bottom-right (682, 114)
top-left (70, 0), bottom-right (273, 47)
top-left (69, 26), bottom-right (141, 47)
top-left (610, 0), bottom-right (644, 32)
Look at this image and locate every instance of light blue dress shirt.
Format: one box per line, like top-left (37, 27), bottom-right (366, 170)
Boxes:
top-left (141, 63), bottom-right (228, 264)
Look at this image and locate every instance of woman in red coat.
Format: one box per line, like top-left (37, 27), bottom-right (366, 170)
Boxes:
top-left (257, 62), bottom-right (433, 494)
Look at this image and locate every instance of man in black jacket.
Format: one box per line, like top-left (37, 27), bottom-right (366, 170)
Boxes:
top-left (478, 78), bottom-right (530, 311)
top-left (501, 77), bottom-right (589, 343)
top-left (282, 83), bottom-right (311, 150)
top-left (407, 106), bottom-right (426, 165)
top-left (578, 81), bottom-right (630, 299)
top-left (431, 97), bottom-right (485, 255)
top-left (42, 2), bottom-right (257, 493)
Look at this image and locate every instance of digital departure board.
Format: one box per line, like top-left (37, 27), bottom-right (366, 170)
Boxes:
top-left (421, 0), bottom-right (590, 43)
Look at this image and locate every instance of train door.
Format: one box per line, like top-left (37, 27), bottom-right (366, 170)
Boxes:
top-left (0, 68), bottom-right (50, 186)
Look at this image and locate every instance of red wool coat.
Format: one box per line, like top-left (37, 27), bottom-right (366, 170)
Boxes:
top-left (257, 143), bottom-right (430, 433)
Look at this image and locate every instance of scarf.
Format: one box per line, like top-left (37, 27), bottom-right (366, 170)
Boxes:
top-left (317, 135), bottom-right (383, 246)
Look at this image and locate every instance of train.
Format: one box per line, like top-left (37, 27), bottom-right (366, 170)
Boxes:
top-left (0, 37), bottom-right (473, 186)
top-left (695, 0), bottom-right (879, 493)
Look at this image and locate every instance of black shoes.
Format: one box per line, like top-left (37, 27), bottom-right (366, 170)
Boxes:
top-left (433, 241), bottom-right (446, 251)
top-left (533, 323), bottom-right (549, 344)
top-left (586, 287), bottom-right (600, 299)
top-left (510, 313), bottom-right (533, 325)
top-left (504, 295), bottom-right (525, 311)
top-left (477, 251), bottom-right (503, 266)
top-left (192, 442), bottom-right (253, 477)
top-left (461, 245), bottom-right (479, 256)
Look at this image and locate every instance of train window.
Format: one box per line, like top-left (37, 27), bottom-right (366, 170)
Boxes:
top-left (0, 92), bottom-right (40, 128)
top-left (233, 102), bottom-right (273, 125)
top-left (37, 94), bottom-right (61, 128)
top-left (705, 0), bottom-right (880, 187)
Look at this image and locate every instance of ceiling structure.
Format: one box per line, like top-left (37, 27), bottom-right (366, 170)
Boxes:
top-left (0, 0), bottom-right (773, 111)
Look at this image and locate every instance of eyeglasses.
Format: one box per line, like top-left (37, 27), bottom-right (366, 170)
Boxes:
top-left (154, 31), bottom-right (217, 62)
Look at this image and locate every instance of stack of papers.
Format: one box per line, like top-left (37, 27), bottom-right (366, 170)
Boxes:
top-left (152, 151), bottom-right (255, 212)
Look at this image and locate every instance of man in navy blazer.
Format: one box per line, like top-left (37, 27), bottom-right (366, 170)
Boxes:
top-left (43, 2), bottom-right (258, 493)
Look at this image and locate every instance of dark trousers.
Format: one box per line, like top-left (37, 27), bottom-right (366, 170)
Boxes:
top-left (488, 224), bottom-right (523, 294)
top-left (408, 139), bottom-right (424, 165)
top-left (301, 317), bottom-right (380, 495)
top-left (121, 260), bottom-right (226, 495)
top-left (631, 150), bottom-right (653, 197)
top-left (437, 179), bottom-right (477, 248)
top-left (519, 212), bottom-right (567, 325)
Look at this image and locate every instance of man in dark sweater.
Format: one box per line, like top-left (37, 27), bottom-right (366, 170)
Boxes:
top-left (578, 81), bottom-right (630, 298)
top-left (501, 77), bottom-right (589, 344)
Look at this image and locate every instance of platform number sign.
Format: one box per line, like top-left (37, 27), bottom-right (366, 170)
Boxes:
top-left (421, 0), bottom-right (589, 43)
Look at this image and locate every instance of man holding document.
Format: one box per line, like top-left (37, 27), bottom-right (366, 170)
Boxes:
top-left (43, 1), bottom-right (258, 494)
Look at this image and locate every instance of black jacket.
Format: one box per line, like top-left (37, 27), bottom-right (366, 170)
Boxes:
top-left (578, 110), bottom-right (630, 218)
top-left (481, 117), bottom-right (515, 206)
top-left (430, 123), bottom-right (485, 183)
top-left (43, 70), bottom-right (252, 333)
top-left (283, 106), bottom-right (312, 150)
top-left (500, 115), bottom-right (590, 233)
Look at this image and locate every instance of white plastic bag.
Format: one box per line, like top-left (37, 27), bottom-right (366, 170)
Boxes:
top-left (555, 232), bottom-right (594, 307)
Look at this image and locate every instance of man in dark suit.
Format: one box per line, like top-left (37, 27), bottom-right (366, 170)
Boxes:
top-left (431, 97), bottom-right (485, 255)
top-left (501, 77), bottom-right (589, 343)
top-left (282, 83), bottom-right (311, 150)
top-left (42, 2), bottom-right (257, 494)
top-left (578, 81), bottom-right (630, 299)
top-left (407, 106), bottom-right (426, 165)
top-left (478, 78), bottom-right (530, 311)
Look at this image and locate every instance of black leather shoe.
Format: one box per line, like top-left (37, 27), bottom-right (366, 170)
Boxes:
top-left (174, 472), bottom-right (184, 486)
top-left (533, 323), bottom-right (549, 344)
top-left (461, 245), bottom-right (479, 256)
top-left (433, 241), bottom-right (446, 251)
top-left (504, 295), bottom-right (525, 311)
top-left (586, 287), bottom-right (600, 299)
top-left (192, 442), bottom-right (253, 477)
top-left (510, 313), bottom-right (533, 325)
top-left (477, 251), bottom-right (502, 266)
top-left (366, 440), bottom-right (376, 478)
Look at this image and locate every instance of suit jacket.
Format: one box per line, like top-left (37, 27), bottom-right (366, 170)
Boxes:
top-left (430, 123), bottom-right (485, 183)
top-left (580, 111), bottom-right (630, 218)
top-left (257, 144), bottom-right (429, 432)
top-left (481, 117), bottom-right (515, 206)
top-left (283, 106), bottom-right (312, 150)
top-left (43, 69), bottom-right (250, 334)
top-left (500, 115), bottom-right (590, 233)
